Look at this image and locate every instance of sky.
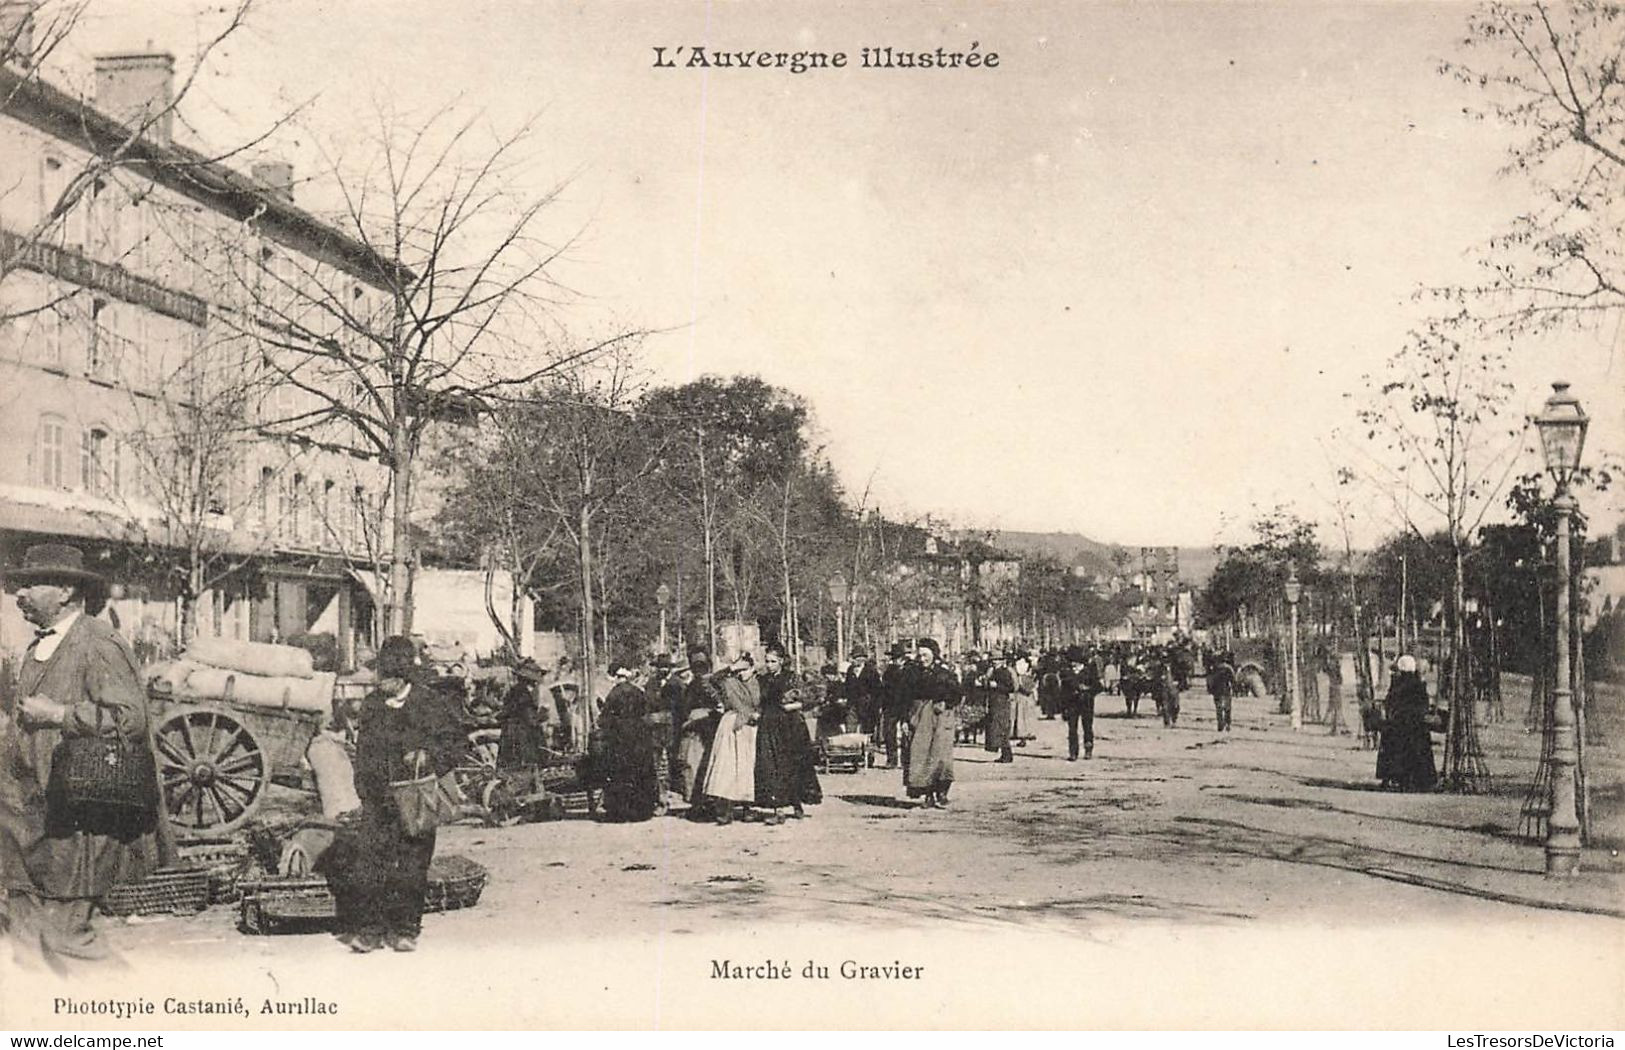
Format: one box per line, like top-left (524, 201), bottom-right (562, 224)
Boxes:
top-left (57, 0), bottom-right (1625, 550)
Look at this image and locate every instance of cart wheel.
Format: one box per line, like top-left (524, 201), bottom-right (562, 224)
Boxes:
top-left (155, 707), bottom-right (267, 838)
top-left (454, 732), bottom-right (501, 800)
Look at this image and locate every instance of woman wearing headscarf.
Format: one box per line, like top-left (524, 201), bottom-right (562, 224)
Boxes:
top-left (1011, 655), bottom-right (1039, 746)
top-left (1376, 655), bottom-right (1437, 791)
top-left (904, 638), bottom-right (962, 808)
top-left (752, 646), bottom-right (822, 824)
top-left (587, 663), bottom-right (660, 822)
top-left (701, 653), bottom-right (759, 824)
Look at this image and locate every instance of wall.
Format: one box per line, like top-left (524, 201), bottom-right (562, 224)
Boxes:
top-left (411, 568), bottom-right (530, 660)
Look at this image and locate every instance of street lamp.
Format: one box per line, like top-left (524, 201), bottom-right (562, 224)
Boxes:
top-left (1285, 566), bottom-right (1303, 731)
top-left (1535, 380), bottom-right (1589, 876)
top-left (655, 582), bottom-right (671, 655)
top-left (828, 571), bottom-right (849, 663)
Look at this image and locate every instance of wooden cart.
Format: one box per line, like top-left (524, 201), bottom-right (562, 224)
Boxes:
top-left (816, 731), bottom-right (873, 774)
top-left (148, 679), bottom-right (326, 839)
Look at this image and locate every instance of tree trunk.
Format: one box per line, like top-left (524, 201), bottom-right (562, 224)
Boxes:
top-left (577, 502), bottom-right (597, 732)
top-left (386, 415), bottom-right (413, 636)
top-left (698, 429), bottom-right (717, 653)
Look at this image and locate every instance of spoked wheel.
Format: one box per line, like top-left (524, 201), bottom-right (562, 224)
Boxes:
top-left (453, 729), bottom-right (502, 801)
top-left (154, 706), bottom-right (268, 837)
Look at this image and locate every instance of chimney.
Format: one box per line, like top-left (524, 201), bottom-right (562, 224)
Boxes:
top-left (93, 50), bottom-right (176, 145)
top-left (250, 159), bottom-right (295, 203)
top-left (1, 1), bottom-right (34, 65)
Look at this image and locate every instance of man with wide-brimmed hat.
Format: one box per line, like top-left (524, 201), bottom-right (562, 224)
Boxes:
top-left (496, 658), bottom-right (555, 771)
top-left (878, 643), bottom-right (912, 768)
top-left (3, 542), bottom-right (157, 964)
top-left (348, 635), bottom-right (463, 952)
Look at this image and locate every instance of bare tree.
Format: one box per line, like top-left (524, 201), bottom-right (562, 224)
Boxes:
top-left (1439, 1), bottom-right (1625, 338)
top-left (213, 100), bottom-right (630, 634)
top-left (109, 324), bottom-right (290, 646)
top-left (1343, 319), bottom-right (1527, 787)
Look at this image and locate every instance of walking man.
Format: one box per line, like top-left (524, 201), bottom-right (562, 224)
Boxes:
top-left (3, 544), bottom-right (158, 965)
top-left (1207, 651), bottom-right (1236, 731)
top-left (1060, 647), bottom-right (1101, 760)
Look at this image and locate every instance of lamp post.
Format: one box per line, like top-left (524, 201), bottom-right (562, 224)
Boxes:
top-left (655, 582), bottom-right (671, 655)
top-left (828, 571), bottom-right (849, 664)
top-left (1285, 566), bottom-right (1303, 731)
top-left (1535, 380), bottom-right (1588, 876)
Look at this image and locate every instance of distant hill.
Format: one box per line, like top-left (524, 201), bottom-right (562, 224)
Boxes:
top-left (982, 529), bottom-right (1223, 587)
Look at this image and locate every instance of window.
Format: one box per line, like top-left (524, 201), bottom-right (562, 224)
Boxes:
top-left (37, 301), bottom-right (66, 369)
top-left (274, 471), bottom-right (295, 542)
top-left (87, 178), bottom-right (117, 259)
top-left (318, 479), bottom-right (334, 547)
top-left (349, 485), bottom-right (364, 549)
top-left (81, 427), bottom-right (118, 497)
top-left (257, 466), bottom-right (274, 529)
top-left (40, 156), bottom-right (72, 244)
top-left (290, 472), bottom-right (305, 545)
top-left (37, 415), bottom-right (67, 488)
top-left (86, 299), bottom-right (111, 377)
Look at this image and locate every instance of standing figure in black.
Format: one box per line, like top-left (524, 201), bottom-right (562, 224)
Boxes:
top-left (1206, 651), bottom-right (1237, 732)
top-left (349, 635), bottom-right (463, 953)
top-left (1060, 647), bottom-right (1101, 760)
top-left (984, 652), bottom-right (1015, 763)
top-left (752, 646), bottom-right (822, 824)
top-left (1376, 655), bottom-right (1437, 791)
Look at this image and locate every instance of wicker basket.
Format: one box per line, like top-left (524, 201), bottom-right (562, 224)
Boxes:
top-left (423, 855), bottom-right (487, 913)
top-left (176, 839), bottom-right (254, 904)
top-left (103, 867), bottom-right (211, 917)
top-left (555, 789), bottom-right (596, 817)
top-left (238, 875), bottom-right (338, 934)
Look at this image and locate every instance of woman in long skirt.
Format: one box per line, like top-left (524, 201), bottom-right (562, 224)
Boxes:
top-left (589, 666), bottom-right (660, 823)
top-left (753, 647), bottom-right (822, 824)
top-left (677, 654), bottom-right (722, 810)
top-left (983, 654), bottom-right (1015, 763)
top-left (701, 654), bottom-right (759, 824)
top-left (1011, 657), bottom-right (1040, 745)
top-left (904, 639), bottom-right (962, 808)
top-left (1376, 655), bottom-right (1437, 791)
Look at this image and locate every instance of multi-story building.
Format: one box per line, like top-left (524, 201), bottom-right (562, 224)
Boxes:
top-left (0, 28), bottom-right (397, 667)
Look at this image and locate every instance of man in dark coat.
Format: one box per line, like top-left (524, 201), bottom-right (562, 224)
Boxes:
top-left (1207, 652), bottom-right (1237, 732)
top-left (496, 659), bottom-right (554, 771)
top-left (676, 652), bottom-right (722, 813)
top-left (984, 652), bottom-right (1016, 763)
top-left (879, 644), bottom-right (911, 768)
top-left (349, 635), bottom-right (463, 952)
top-left (846, 648), bottom-right (879, 738)
top-left (1059, 647), bottom-right (1101, 761)
top-left (3, 544), bottom-right (157, 964)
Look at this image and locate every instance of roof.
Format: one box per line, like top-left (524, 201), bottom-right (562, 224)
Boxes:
top-left (0, 63), bottom-right (407, 287)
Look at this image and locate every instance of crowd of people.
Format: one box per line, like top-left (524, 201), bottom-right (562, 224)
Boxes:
top-left (0, 539), bottom-right (1448, 967)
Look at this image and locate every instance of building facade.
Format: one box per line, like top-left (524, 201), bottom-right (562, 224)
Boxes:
top-left (0, 40), bottom-right (397, 667)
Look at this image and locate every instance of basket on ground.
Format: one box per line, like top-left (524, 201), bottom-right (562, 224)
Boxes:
top-left (103, 867), bottom-right (210, 917)
top-left (175, 838), bottom-right (254, 904)
top-left (238, 875), bottom-right (338, 934)
top-left (424, 855), bottom-right (488, 913)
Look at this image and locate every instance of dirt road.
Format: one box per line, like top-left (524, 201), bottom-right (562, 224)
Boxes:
top-left (7, 685), bottom-right (1621, 1029)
